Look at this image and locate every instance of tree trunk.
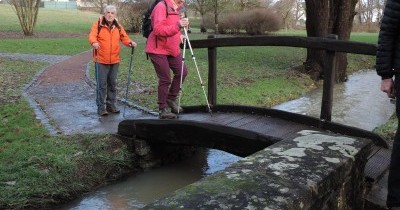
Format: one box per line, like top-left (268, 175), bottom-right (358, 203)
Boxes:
top-left (305, 0), bottom-right (329, 80)
top-left (305, 0), bottom-right (358, 82)
top-left (10, 0), bottom-right (41, 36)
top-left (329, 0), bottom-right (357, 82)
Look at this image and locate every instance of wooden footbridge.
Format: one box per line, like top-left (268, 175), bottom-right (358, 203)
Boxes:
top-left (118, 35), bottom-right (390, 208)
top-left (119, 35), bottom-right (387, 149)
top-left (119, 104), bottom-right (387, 157)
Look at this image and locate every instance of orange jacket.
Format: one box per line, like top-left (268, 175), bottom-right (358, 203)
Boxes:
top-left (88, 16), bottom-right (132, 64)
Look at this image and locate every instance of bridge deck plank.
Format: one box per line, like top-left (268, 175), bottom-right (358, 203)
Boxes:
top-left (177, 112), bottom-right (321, 140)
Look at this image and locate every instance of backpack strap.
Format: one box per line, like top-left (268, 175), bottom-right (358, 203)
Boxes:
top-left (97, 19), bottom-right (101, 35)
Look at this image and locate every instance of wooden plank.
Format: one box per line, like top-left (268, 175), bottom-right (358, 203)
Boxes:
top-left (226, 114), bottom-right (264, 128)
top-left (207, 113), bottom-right (246, 125)
top-left (178, 112), bottom-right (213, 121)
top-left (364, 147), bottom-right (391, 182)
top-left (239, 117), bottom-right (312, 139)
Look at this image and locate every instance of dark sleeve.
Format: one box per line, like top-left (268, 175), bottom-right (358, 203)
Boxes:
top-left (376, 0), bottom-right (400, 79)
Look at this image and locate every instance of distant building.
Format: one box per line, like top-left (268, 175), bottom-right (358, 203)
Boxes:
top-left (40, 0), bottom-right (96, 9)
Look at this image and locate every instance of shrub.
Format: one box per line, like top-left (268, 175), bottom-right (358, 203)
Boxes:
top-left (203, 9), bottom-right (281, 35)
top-left (242, 9), bottom-right (281, 35)
top-left (117, 2), bottom-right (147, 33)
top-left (219, 13), bottom-right (243, 34)
top-left (352, 23), bottom-right (380, 33)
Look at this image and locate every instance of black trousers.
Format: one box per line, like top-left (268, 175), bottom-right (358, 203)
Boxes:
top-left (388, 77), bottom-right (400, 207)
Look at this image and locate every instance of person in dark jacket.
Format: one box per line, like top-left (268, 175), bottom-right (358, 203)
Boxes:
top-left (145, 0), bottom-right (189, 119)
top-left (376, 0), bottom-right (400, 209)
top-left (88, 5), bottom-right (137, 116)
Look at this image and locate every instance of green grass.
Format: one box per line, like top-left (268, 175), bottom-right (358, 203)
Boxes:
top-left (0, 58), bottom-right (133, 209)
top-left (0, 5), bottom-right (393, 209)
top-left (0, 38), bottom-right (90, 55)
top-left (374, 114), bottom-right (397, 148)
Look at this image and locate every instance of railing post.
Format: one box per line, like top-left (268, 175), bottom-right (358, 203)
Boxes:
top-left (207, 34), bottom-right (217, 106)
top-left (320, 34), bottom-right (337, 122)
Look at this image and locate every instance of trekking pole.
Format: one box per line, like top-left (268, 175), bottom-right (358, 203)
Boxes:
top-left (177, 37), bottom-right (187, 116)
top-left (123, 47), bottom-right (135, 118)
top-left (94, 49), bottom-right (101, 112)
top-left (183, 26), bottom-right (212, 115)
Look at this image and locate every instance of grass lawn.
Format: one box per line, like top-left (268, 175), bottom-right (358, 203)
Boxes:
top-left (0, 4), bottom-right (395, 209)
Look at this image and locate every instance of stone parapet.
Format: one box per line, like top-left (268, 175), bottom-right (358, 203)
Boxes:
top-left (143, 130), bottom-right (372, 210)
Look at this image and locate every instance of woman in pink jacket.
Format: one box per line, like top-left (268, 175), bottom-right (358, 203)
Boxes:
top-left (145, 0), bottom-right (189, 119)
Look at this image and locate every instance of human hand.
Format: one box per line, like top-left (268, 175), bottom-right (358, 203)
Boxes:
top-left (179, 18), bottom-right (189, 28)
top-left (130, 41), bottom-right (137, 48)
top-left (180, 34), bottom-right (186, 43)
top-left (381, 78), bottom-right (395, 98)
top-left (92, 42), bottom-right (100, 50)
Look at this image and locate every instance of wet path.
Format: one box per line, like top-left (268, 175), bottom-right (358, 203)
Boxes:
top-left (20, 51), bottom-right (155, 135)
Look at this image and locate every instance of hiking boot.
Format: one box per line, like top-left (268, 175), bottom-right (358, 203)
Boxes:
top-left (159, 108), bottom-right (177, 119)
top-left (106, 105), bottom-right (120, 114)
top-left (98, 109), bottom-right (108, 116)
top-left (167, 98), bottom-right (183, 114)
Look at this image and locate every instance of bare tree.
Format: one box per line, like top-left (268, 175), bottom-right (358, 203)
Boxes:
top-left (374, 0), bottom-right (387, 24)
top-left (274, 0), bottom-right (295, 30)
top-left (357, 0), bottom-right (386, 25)
top-left (359, 0), bottom-right (374, 26)
top-left (187, 0), bottom-right (210, 32)
top-left (294, 0), bottom-right (305, 26)
top-left (86, 0), bottom-right (118, 14)
top-left (235, 0), bottom-right (261, 11)
top-left (7, 0), bottom-right (41, 36)
top-left (207, 0), bottom-right (231, 34)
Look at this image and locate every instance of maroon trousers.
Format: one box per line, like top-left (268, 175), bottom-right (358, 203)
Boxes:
top-left (148, 53), bottom-right (188, 110)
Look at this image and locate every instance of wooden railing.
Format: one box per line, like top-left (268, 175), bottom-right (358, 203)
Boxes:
top-left (187, 35), bottom-right (377, 122)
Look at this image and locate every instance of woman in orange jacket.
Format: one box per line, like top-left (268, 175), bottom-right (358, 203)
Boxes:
top-left (88, 5), bottom-right (137, 116)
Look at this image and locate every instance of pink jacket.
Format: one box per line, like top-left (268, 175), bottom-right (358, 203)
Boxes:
top-left (145, 0), bottom-right (183, 57)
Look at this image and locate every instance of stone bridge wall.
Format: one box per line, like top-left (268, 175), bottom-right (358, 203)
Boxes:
top-left (140, 130), bottom-right (372, 210)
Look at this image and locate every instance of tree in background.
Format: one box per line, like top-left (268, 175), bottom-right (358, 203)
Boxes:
top-left (305, 0), bottom-right (358, 82)
top-left (86, 0), bottom-right (117, 14)
top-left (235, 0), bottom-right (261, 11)
top-left (357, 0), bottom-right (386, 27)
top-left (7, 0), bottom-right (41, 36)
top-left (273, 0), bottom-right (295, 30)
top-left (117, 1), bottom-right (147, 33)
top-left (304, 0), bottom-right (329, 80)
top-left (208, 0), bottom-right (231, 34)
top-left (330, 0), bottom-right (358, 82)
top-left (187, 0), bottom-right (244, 34)
top-left (187, 0), bottom-right (209, 32)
